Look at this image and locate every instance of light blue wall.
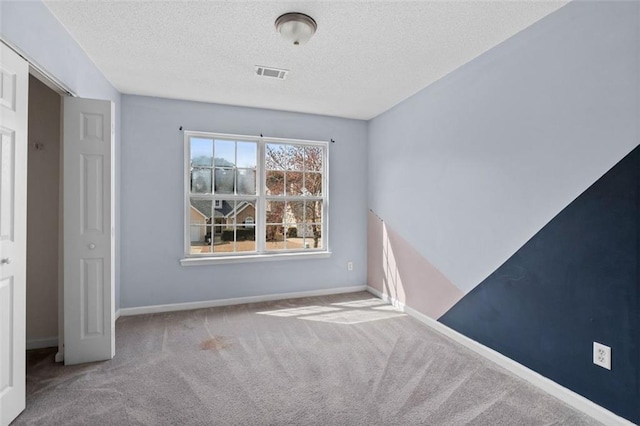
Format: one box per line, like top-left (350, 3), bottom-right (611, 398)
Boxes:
top-left (1, 0), bottom-right (122, 309)
top-left (368, 0), bottom-right (639, 292)
top-left (120, 95), bottom-right (367, 308)
top-left (1, 0), bottom-right (368, 310)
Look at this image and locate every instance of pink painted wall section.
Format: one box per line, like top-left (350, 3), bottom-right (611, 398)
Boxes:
top-left (367, 211), bottom-right (386, 294)
top-left (367, 210), bottom-right (464, 319)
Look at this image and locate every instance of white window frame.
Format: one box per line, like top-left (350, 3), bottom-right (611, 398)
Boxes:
top-left (181, 131), bottom-right (330, 266)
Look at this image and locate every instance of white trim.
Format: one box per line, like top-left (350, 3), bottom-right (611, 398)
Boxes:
top-left (119, 285), bottom-right (366, 317)
top-left (115, 309), bottom-right (121, 321)
top-left (54, 351), bottom-right (64, 363)
top-left (257, 140), bottom-right (266, 251)
top-left (181, 250), bottom-right (331, 266)
top-left (323, 142), bottom-right (329, 252)
top-left (366, 286), bottom-right (637, 426)
top-left (26, 337), bottom-right (58, 350)
top-left (1, 39), bottom-right (75, 96)
top-left (184, 131), bottom-right (329, 259)
top-left (184, 131), bottom-right (191, 256)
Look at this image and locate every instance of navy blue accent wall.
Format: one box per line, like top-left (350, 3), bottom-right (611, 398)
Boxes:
top-left (439, 146), bottom-right (640, 423)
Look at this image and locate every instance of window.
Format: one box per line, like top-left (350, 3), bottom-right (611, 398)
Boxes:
top-left (184, 131), bottom-right (328, 262)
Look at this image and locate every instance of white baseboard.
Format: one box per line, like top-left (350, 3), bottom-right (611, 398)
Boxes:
top-left (115, 309), bottom-right (121, 321)
top-left (26, 337), bottom-right (58, 350)
top-left (54, 351), bottom-right (64, 363)
top-left (366, 286), bottom-right (636, 426)
top-left (119, 285), bottom-right (368, 317)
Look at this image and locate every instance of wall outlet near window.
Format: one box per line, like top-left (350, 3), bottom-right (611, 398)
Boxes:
top-left (347, 262), bottom-right (353, 271)
top-left (593, 342), bottom-right (611, 370)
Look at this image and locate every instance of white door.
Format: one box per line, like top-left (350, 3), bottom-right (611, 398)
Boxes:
top-left (63, 97), bottom-right (115, 365)
top-left (0, 43), bottom-right (28, 426)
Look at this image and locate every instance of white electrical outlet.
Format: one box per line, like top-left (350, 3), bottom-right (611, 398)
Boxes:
top-left (593, 342), bottom-right (611, 370)
top-left (347, 262), bottom-right (353, 271)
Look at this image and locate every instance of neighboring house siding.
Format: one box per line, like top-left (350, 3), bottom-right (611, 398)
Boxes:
top-left (235, 205), bottom-right (255, 226)
top-left (227, 206), bottom-right (256, 225)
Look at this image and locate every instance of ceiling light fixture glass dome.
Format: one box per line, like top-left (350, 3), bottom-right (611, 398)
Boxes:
top-left (275, 13), bottom-right (317, 46)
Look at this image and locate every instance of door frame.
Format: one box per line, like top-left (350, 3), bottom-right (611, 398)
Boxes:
top-left (28, 65), bottom-right (73, 364)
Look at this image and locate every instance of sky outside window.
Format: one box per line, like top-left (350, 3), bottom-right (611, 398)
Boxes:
top-left (190, 137), bottom-right (256, 168)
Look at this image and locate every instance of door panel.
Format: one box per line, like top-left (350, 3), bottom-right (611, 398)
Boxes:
top-left (0, 277), bottom-right (15, 391)
top-left (1, 130), bottom-right (15, 241)
top-left (81, 258), bottom-right (104, 337)
top-left (0, 42), bottom-right (28, 426)
top-left (63, 97), bottom-right (114, 365)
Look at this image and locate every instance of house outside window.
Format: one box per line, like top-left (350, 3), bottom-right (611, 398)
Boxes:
top-left (184, 131), bottom-right (328, 262)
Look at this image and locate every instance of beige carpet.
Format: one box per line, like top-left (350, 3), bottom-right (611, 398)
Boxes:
top-left (14, 292), bottom-right (601, 425)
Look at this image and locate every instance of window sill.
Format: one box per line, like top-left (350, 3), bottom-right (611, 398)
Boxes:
top-left (180, 251), bottom-right (332, 266)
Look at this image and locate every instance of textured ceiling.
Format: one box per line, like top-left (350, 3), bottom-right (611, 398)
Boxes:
top-left (44, 1), bottom-right (568, 120)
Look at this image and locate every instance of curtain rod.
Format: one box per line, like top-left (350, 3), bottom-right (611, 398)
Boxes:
top-left (179, 127), bottom-right (335, 143)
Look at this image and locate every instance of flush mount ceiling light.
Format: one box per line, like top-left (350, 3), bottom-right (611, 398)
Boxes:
top-left (275, 12), bottom-right (317, 46)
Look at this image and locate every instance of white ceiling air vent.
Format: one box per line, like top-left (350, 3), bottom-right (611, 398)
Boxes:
top-left (255, 65), bottom-right (289, 80)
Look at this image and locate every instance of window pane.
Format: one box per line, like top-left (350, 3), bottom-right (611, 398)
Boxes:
top-left (237, 142), bottom-right (257, 168)
top-left (236, 223), bottom-right (256, 252)
top-left (305, 200), bottom-right (322, 224)
top-left (210, 225), bottom-right (222, 245)
top-left (286, 172), bottom-right (304, 195)
top-left (288, 145), bottom-right (304, 171)
top-left (214, 225), bottom-right (235, 253)
top-left (191, 138), bottom-right (213, 166)
top-left (217, 200), bottom-right (236, 225)
top-left (265, 144), bottom-right (289, 170)
top-left (305, 146), bottom-right (322, 172)
top-left (236, 238), bottom-right (256, 252)
top-left (266, 171), bottom-right (284, 195)
top-left (213, 225), bottom-right (257, 253)
top-left (214, 168), bottom-right (235, 194)
top-left (212, 200), bottom-right (225, 221)
top-left (266, 201), bottom-right (284, 224)
top-left (305, 224), bottom-right (323, 249)
top-left (215, 139), bottom-right (235, 167)
top-left (190, 225), bottom-right (212, 254)
top-left (190, 198), bottom-right (213, 223)
top-left (189, 223), bottom-right (206, 243)
top-left (266, 225), bottom-right (285, 250)
top-left (285, 226), bottom-right (304, 250)
top-left (236, 201), bottom-right (257, 229)
top-left (304, 172), bottom-right (322, 196)
top-left (191, 168), bottom-right (212, 193)
top-left (298, 223), bottom-right (322, 248)
top-left (237, 168), bottom-right (256, 195)
top-left (288, 201), bottom-right (305, 224)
